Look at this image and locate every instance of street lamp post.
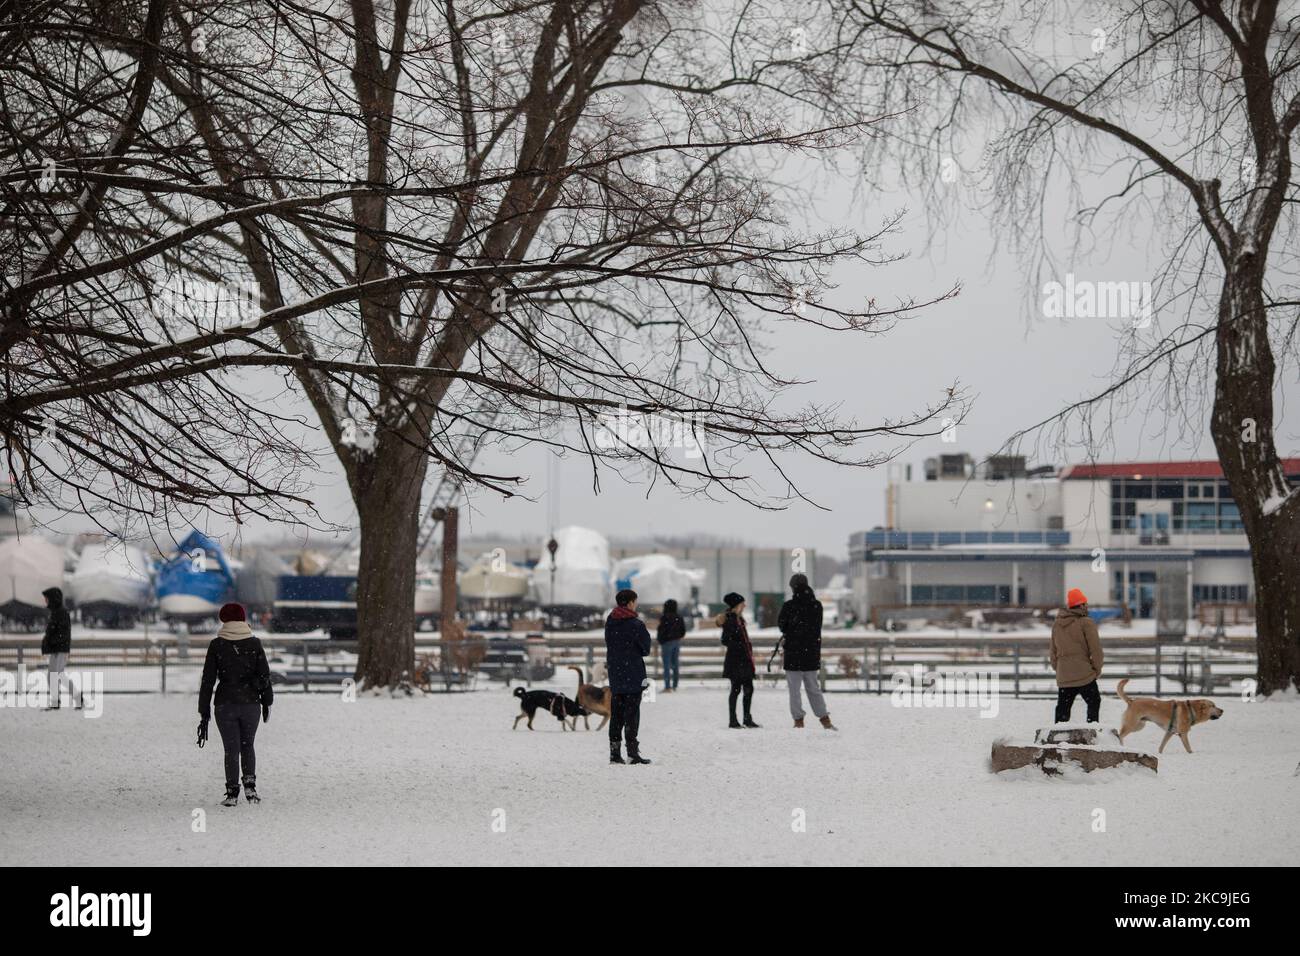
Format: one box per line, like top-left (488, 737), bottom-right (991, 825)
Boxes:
top-left (546, 536), bottom-right (558, 611)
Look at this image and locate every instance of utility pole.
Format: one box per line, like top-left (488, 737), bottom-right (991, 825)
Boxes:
top-left (434, 505), bottom-right (458, 634)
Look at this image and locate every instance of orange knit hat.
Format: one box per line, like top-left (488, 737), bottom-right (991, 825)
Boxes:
top-left (1066, 588), bottom-right (1087, 607)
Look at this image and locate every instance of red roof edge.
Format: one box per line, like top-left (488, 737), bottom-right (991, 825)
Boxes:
top-left (1060, 459), bottom-right (1300, 480)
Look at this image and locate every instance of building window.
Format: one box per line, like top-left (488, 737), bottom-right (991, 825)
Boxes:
top-left (1218, 502), bottom-right (1243, 532)
top-left (1192, 584), bottom-right (1249, 604)
top-left (902, 583), bottom-right (1017, 605)
top-left (1185, 501), bottom-right (1216, 532)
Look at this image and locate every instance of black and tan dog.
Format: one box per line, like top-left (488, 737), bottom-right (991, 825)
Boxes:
top-left (570, 665), bottom-right (611, 731)
top-left (1116, 678), bottom-right (1224, 753)
top-left (512, 686), bottom-right (588, 731)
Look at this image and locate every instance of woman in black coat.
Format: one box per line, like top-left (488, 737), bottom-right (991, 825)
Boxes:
top-left (40, 587), bottom-right (81, 710)
top-left (719, 592), bottom-right (758, 728)
top-left (656, 598), bottom-right (686, 692)
top-left (197, 603), bottom-right (273, 806)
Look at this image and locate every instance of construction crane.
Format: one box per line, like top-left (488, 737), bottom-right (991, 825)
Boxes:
top-left (414, 423), bottom-right (494, 560)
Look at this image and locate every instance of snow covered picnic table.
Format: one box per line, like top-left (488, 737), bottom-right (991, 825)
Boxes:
top-left (2, 686), bottom-right (1296, 866)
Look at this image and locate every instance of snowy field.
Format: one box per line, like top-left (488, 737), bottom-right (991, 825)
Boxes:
top-left (2, 685), bottom-right (1296, 866)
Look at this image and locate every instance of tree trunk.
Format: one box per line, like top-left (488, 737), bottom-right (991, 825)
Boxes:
top-left (353, 435), bottom-right (428, 689)
top-left (1209, 265), bottom-right (1300, 695)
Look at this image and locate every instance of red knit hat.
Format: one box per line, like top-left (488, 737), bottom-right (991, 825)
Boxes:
top-left (1066, 588), bottom-right (1087, 608)
top-left (218, 602), bottom-right (246, 623)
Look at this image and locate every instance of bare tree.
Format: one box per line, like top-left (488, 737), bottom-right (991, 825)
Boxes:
top-left (832, 0), bottom-right (1300, 694)
top-left (3, 0), bottom-right (964, 687)
top-left (0, 0), bottom-right (325, 537)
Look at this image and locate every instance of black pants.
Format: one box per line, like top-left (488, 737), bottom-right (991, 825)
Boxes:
top-left (1055, 680), bottom-right (1101, 723)
top-left (728, 678), bottom-right (754, 723)
top-left (215, 703), bottom-right (261, 788)
top-left (609, 691), bottom-right (643, 757)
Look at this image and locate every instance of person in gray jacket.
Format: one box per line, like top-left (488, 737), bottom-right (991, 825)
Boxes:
top-left (778, 574), bottom-right (836, 730)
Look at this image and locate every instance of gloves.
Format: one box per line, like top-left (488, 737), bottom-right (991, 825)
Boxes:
top-left (262, 703), bottom-right (270, 724)
top-left (196, 718), bottom-right (208, 748)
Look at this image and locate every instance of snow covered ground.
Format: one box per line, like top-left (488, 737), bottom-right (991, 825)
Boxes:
top-left (2, 685), bottom-right (1296, 866)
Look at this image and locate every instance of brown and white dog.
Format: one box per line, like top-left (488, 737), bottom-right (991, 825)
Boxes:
top-left (1116, 678), bottom-right (1224, 753)
top-left (570, 665), bottom-right (611, 731)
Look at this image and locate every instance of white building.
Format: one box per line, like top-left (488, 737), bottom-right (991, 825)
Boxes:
top-left (850, 455), bottom-right (1299, 625)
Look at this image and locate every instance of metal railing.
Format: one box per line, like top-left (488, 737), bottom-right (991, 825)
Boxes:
top-left (0, 632), bottom-right (1258, 699)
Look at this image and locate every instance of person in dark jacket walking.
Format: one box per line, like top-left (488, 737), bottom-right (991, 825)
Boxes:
top-left (719, 592), bottom-right (759, 728)
top-left (656, 598), bottom-right (686, 692)
top-left (198, 603), bottom-right (273, 805)
top-left (778, 574), bottom-right (836, 730)
top-left (605, 588), bottom-right (652, 765)
top-left (40, 587), bottom-right (81, 710)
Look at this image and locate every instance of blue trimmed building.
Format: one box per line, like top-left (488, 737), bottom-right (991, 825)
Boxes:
top-left (848, 457), bottom-right (1296, 621)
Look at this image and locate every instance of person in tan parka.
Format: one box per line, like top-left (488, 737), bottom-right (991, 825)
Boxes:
top-left (1050, 588), bottom-right (1104, 723)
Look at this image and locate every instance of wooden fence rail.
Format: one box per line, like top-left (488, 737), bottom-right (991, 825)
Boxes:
top-left (0, 633), bottom-right (1258, 698)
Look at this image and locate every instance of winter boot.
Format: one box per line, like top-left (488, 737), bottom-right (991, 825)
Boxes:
top-left (793, 718), bottom-right (805, 728)
top-left (820, 714), bottom-right (838, 731)
top-left (628, 752), bottom-right (652, 765)
top-left (610, 746), bottom-right (625, 765)
top-left (743, 716), bottom-right (760, 729)
top-left (242, 774), bottom-right (260, 804)
top-left (728, 717), bottom-right (743, 729)
top-left (221, 784), bottom-right (240, 807)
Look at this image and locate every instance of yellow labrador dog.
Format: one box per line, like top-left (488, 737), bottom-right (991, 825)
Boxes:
top-left (1116, 678), bottom-right (1224, 753)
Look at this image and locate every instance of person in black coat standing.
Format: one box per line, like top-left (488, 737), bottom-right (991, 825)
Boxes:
top-left (656, 598), bottom-right (686, 692)
top-left (605, 588), bottom-right (652, 765)
top-left (198, 602), bottom-right (273, 805)
top-left (778, 573), bottom-right (836, 730)
top-left (719, 592), bottom-right (759, 728)
top-left (40, 587), bottom-right (81, 710)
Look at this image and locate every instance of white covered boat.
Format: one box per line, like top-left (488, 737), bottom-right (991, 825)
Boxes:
top-left (460, 552), bottom-right (530, 602)
top-left (529, 526), bottom-right (612, 608)
top-left (415, 568), bottom-right (442, 622)
top-left (71, 541), bottom-right (153, 627)
top-left (612, 553), bottom-right (706, 607)
top-left (0, 536), bottom-right (66, 626)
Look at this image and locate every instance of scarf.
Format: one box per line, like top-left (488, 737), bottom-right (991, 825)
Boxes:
top-left (217, 621), bottom-right (254, 641)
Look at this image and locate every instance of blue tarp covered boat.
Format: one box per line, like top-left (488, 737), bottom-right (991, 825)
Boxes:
top-left (155, 530), bottom-right (236, 622)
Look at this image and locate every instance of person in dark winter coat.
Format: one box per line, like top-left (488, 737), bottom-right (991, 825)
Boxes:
top-left (778, 574), bottom-right (835, 730)
top-left (604, 589), bottom-right (652, 765)
top-left (719, 592), bottom-right (759, 728)
top-left (198, 602), bottom-right (273, 805)
top-left (656, 598), bottom-right (686, 692)
top-left (40, 587), bottom-right (81, 710)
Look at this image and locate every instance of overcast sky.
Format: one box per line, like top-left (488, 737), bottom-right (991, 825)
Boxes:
top-left (193, 160), bottom-right (1298, 561)
top-left (30, 83), bottom-right (1300, 561)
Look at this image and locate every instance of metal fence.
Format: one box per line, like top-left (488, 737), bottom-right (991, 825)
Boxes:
top-left (0, 632), bottom-right (1258, 699)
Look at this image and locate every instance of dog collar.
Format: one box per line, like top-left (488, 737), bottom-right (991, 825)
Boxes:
top-left (1166, 700), bottom-right (1195, 733)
